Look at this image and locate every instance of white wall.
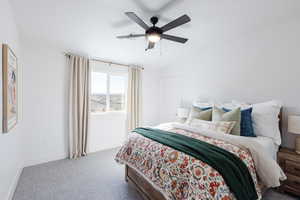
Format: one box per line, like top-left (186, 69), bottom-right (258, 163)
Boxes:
top-left (142, 69), bottom-right (161, 126)
top-left (89, 112), bottom-right (126, 153)
top-left (158, 18), bottom-right (300, 148)
top-left (0, 0), bottom-right (24, 199)
top-left (20, 41), bottom-right (69, 166)
top-left (20, 40), bottom-right (161, 165)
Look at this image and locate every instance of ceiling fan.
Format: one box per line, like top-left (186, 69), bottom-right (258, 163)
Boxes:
top-left (117, 12), bottom-right (191, 51)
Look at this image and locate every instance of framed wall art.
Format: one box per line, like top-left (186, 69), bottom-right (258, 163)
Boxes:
top-left (2, 44), bottom-right (18, 133)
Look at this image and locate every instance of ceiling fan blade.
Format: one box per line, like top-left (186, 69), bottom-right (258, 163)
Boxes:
top-left (161, 34), bottom-right (188, 43)
top-left (116, 34), bottom-right (145, 39)
top-left (161, 14), bottom-right (191, 32)
top-left (125, 12), bottom-right (149, 30)
top-left (146, 42), bottom-right (155, 51)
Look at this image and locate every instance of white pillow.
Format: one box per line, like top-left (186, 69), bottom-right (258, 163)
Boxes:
top-left (194, 99), bottom-right (250, 110)
top-left (188, 118), bottom-right (236, 134)
top-left (193, 102), bottom-right (214, 108)
top-left (223, 100), bottom-right (252, 110)
top-left (193, 98), bottom-right (222, 108)
top-left (252, 100), bottom-right (282, 145)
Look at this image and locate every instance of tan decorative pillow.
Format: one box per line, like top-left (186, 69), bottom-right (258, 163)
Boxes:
top-left (212, 106), bottom-right (241, 135)
top-left (188, 118), bottom-right (236, 134)
top-left (185, 107), bottom-right (212, 124)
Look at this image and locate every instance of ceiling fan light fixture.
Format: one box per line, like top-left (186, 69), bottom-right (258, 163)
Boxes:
top-left (147, 33), bottom-right (161, 43)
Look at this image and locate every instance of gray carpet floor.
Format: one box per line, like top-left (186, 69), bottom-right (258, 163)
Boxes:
top-left (13, 148), bottom-right (299, 200)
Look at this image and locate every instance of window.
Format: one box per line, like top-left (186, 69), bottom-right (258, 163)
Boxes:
top-left (109, 75), bottom-right (126, 111)
top-left (91, 72), bottom-right (107, 112)
top-left (90, 62), bottom-right (127, 113)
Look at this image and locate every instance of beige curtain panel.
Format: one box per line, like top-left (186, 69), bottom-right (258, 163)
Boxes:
top-left (68, 55), bottom-right (90, 159)
top-left (127, 67), bottom-right (142, 132)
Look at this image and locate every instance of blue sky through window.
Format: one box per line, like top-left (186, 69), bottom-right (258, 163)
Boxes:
top-left (110, 75), bottom-right (125, 94)
top-left (91, 72), bottom-right (107, 94)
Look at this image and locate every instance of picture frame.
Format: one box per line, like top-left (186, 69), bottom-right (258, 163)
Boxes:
top-left (2, 44), bottom-right (18, 133)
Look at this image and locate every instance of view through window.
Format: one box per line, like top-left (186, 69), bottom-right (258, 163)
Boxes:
top-left (91, 69), bottom-right (127, 113)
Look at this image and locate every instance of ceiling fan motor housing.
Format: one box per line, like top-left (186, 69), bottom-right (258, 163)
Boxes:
top-left (146, 26), bottom-right (163, 35)
top-left (146, 16), bottom-right (162, 36)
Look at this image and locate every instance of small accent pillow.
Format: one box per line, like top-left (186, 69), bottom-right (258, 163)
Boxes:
top-left (223, 107), bottom-right (255, 137)
top-left (212, 107), bottom-right (241, 135)
top-left (185, 106), bottom-right (212, 124)
top-left (188, 118), bottom-right (236, 134)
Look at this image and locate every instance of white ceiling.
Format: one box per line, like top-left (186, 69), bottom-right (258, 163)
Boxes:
top-left (10, 0), bottom-right (300, 68)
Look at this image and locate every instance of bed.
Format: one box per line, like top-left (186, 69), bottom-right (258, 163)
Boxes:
top-left (122, 136), bottom-right (279, 200)
top-left (115, 102), bottom-right (286, 200)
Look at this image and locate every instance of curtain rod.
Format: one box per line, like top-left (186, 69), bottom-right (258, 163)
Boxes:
top-left (64, 53), bottom-right (144, 70)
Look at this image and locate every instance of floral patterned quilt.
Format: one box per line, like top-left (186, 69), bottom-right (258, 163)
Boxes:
top-left (115, 128), bottom-right (261, 200)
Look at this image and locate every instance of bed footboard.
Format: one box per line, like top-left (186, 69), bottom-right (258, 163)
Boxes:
top-left (125, 165), bottom-right (268, 200)
top-left (125, 165), bottom-right (166, 200)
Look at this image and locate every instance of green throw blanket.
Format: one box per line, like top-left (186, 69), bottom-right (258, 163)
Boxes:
top-left (133, 127), bottom-right (258, 200)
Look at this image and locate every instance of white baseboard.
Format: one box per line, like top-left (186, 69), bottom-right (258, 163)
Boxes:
top-left (7, 166), bottom-right (23, 200)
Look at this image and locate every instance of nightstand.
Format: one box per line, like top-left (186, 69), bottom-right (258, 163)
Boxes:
top-left (277, 147), bottom-right (300, 196)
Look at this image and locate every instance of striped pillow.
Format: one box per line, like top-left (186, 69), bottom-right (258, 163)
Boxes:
top-left (223, 107), bottom-right (255, 137)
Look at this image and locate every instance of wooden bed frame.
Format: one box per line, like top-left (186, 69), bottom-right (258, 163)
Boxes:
top-left (125, 165), bottom-right (165, 200)
top-left (125, 110), bottom-right (283, 200)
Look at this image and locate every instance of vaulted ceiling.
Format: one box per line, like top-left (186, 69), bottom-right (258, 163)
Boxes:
top-left (10, 0), bottom-right (300, 68)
